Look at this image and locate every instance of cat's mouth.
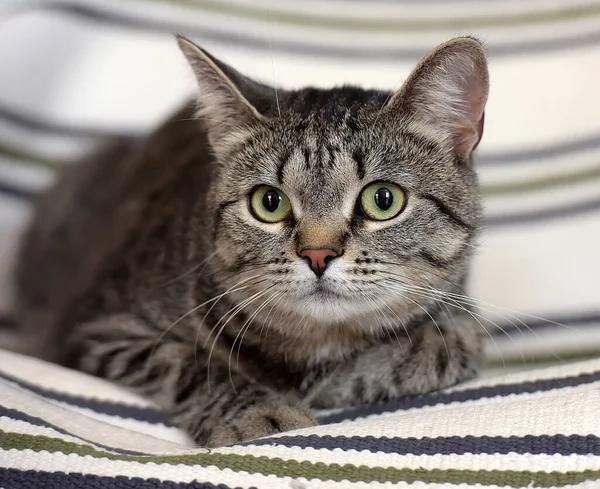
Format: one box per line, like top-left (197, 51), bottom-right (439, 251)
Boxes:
top-left (300, 277), bottom-right (363, 305)
top-left (312, 282), bottom-right (346, 299)
top-left (288, 282), bottom-right (378, 324)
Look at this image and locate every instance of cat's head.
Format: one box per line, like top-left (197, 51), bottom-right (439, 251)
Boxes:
top-left (178, 37), bottom-right (488, 336)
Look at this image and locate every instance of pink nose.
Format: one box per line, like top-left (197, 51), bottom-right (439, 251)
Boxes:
top-left (299, 248), bottom-right (339, 277)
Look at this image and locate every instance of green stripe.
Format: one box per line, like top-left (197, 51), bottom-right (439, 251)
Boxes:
top-left (1, 431), bottom-right (599, 486)
top-left (0, 145), bottom-right (60, 169)
top-left (150, 0), bottom-right (600, 32)
top-left (482, 163), bottom-right (600, 196)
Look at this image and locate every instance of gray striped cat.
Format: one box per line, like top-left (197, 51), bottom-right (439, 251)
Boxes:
top-left (14, 36), bottom-right (488, 446)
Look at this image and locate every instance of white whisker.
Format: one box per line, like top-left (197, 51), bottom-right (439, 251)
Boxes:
top-left (230, 291), bottom-right (281, 387)
top-left (381, 281), bottom-right (505, 367)
top-left (206, 285), bottom-right (276, 392)
top-left (194, 275), bottom-right (269, 365)
top-left (145, 274), bottom-right (265, 379)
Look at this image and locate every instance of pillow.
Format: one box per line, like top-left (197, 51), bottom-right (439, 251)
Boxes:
top-left (2, 348), bottom-right (600, 488)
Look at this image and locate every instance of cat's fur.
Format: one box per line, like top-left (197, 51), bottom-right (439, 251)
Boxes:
top-left (14, 37), bottom-right (489, 446)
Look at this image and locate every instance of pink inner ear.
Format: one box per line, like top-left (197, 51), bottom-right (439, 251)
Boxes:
top-left (453, 70), bottom-right (487, 157)
top-left (455, 111), bottom-right (485, 156)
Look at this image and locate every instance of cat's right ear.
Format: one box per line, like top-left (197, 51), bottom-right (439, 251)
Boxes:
top-left (177, 36), bottom-right (265, 152)
top-left (384, 37), bottom-right (489, 161)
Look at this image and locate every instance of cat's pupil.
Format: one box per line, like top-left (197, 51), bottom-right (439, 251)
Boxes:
top-left (262, 190), bottom-right (281, 213)
top-left (374, 188), bottom-right (393, 211)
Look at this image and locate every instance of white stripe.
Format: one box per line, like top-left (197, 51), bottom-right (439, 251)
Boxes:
top-left (0, 117), bottom-right (96, 163)
top-left (0, 377), bottom-right (193, 453)
top-left (317, 358), bottom-right (600, 418)
top-left (0, 416), bottom-right (125, 453)
top-left (486, 327), bottom-right (600, 363)
top-left (0, 11), bottom-right (187, 133)
top-left (439, 358), bottom-right (600, 391)
top-left (164, 0), bottom-right (600, 19)
top-left (217, 445), bottom-right (600, 472)
top-left (470, 212), bottom-right (600, 317)
top-left (324, 382), bottom-right (600, 426)
top-left (483, 179), bottom-right (600, 215)
top-left (0, 449), bottom-right (308, 488)
top-left (0, 158), bottom-right (54, 191)
top-left (0, 349), bottom-right (155, 408)
top-left (50, 401), bottom-right (193, 446)
top-left (296, 383), bottom-right (600, 437)
top-left (2, 448), bottom-right (596, 488)
top-left (479, 145), bottom-right (600, 180)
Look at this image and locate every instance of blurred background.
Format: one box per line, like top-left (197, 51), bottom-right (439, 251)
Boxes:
top-left (0, 0), bottom-right (599, 371)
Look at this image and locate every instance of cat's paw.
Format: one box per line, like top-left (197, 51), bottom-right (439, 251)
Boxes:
top-left (206, 402), bottom-right (316, 447)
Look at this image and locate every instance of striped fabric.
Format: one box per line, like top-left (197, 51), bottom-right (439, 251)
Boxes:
top-left (1, 0), bottom-right (600, 487)
top-left (2, 349), bottom-right (600, 487)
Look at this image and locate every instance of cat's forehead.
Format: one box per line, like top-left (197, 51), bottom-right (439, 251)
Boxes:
top-left (276, 86), bottom-right (390, 121)
top-left (230, 118), bottom-right (425, 197)
top-left (280, 137), bottom-right (358, 202)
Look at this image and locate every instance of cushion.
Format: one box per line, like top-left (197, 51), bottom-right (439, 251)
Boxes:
top-left (2, 348), bottom-right (600, 488)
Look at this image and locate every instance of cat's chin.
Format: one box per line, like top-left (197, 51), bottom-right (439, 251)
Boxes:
top-left (285, 291), bottom-right (381, 325)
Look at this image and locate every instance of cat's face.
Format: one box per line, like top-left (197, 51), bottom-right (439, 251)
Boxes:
top-left (179, 37), bottom-right (488, 334)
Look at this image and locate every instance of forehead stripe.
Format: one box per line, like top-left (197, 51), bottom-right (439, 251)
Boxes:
top-left (276, 147), bottom-right (293, 184)
top-left (352, 148), bottom-right (366, 180)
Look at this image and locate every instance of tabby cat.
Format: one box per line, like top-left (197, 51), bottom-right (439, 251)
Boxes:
top-left (14, 36), bottom-right (489, 446)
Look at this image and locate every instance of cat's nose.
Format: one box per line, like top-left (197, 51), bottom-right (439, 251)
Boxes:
top-left (299, 248), bottom-right (339, 277)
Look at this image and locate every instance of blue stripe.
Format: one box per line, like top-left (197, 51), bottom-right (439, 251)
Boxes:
top-left (318, 368), bottom-right (600, 424)
top-left (0, 182), bottom-right (35, 201)
top-left (0, 371), bottom-right (174, 427)
top-left (487, 196), bottom-right (600, 227)
top-left (479, 133), bottom-right (600, 165)
top-left (0, 404), bottom-right (145, 455)
top-left (0, 469), bottom-right (244, 489)
top-left (0, 102), bottom-right (138, 140)
top-left (246, 433), bottom-right (600, 455)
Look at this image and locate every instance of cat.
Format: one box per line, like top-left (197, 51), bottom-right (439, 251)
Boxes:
top-left (13, 36), bottom-right (488, 447)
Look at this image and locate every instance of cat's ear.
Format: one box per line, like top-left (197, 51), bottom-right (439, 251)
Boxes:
top-left (386, 37), bottom-right (489, 160)
top-left (177, 36), bottom-right (265, 151)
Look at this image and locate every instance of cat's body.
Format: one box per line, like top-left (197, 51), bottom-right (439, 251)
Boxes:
top-left (14, 37), bottom-right (488, 446)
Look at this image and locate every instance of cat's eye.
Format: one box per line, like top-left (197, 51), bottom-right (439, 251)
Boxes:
top-left (359, 182), bottom-right (406, 221)
top-left (250, 186), bottom-right (292, 223)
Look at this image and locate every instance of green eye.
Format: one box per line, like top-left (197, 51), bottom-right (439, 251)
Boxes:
top-left (359, 182), bottom-right (406, 221)
top-left (250, 186), bottom-right (292, 223)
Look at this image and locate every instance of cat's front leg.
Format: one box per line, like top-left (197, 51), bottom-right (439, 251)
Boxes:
top-left (67, 314), bottom-right (315, 447)
top-left (306, 311), bottom-right (485, 409)
top-left (174, 375), bottom-right (316, 446)
top-left (201, 395), bottom-right (315, 447)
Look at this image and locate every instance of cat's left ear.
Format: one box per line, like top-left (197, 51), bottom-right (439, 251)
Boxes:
top-left (177, 36), bottom-right (265, 152)
top-left (385, 37), bottom-right (489, 160)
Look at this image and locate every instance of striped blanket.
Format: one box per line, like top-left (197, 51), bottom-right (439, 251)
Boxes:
top-left (1, 0), bottom-right (600, 487)
top-left (2, 349), bottom-right (600, 488)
